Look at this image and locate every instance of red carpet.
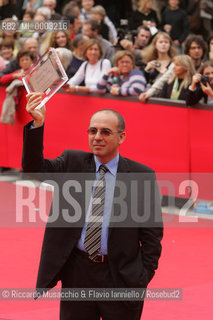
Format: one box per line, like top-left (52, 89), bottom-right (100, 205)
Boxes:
top-left (1, 181), bottom-right (213, 319)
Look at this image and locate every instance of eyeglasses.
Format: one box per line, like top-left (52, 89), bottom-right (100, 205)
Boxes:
top-left (190, 46), bottom-right (202, 50)
top-left (87, 127), bottom-right (122, 137)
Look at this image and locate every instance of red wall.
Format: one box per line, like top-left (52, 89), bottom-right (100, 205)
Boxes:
top-left (0, 86), bottom-right (212, 200)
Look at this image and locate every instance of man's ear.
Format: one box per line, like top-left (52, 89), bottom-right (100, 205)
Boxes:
top-left (119, 131), bottom-right (126, 145)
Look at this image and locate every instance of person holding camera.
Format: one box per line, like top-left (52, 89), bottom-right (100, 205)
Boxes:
top-left (116, 26), bottom-right (151, 69)
top-left (118, 26), bottom-right (151, 52)
top-left (97, 50), bottom-right (147, 96)
top-left (141, 31), bottom-right (177, 86)
top-left (186, 61), bottom-right (213, 105)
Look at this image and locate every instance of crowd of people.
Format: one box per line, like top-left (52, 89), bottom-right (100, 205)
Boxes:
top-left (0, 0), bottom-right (213, 122)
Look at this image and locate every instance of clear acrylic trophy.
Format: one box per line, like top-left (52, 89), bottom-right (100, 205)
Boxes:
top-left (22, 47), bottom-right (68, 109)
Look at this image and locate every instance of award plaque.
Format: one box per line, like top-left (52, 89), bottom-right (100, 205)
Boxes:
top-left (22, 47), bottom-right (68, 109)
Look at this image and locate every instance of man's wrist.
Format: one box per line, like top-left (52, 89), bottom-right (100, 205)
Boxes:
top-left (33, 120), bottom-right (44, 128)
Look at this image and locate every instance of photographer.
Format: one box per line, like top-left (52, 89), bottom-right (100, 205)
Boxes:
top-left (116, 26), bottom-right (151, 68)
top-left (118, 25), bottom-right (151, 51)
top-left (186, 61), bottom-right (213, 105)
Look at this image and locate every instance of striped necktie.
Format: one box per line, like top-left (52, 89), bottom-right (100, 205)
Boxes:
top-left (84, 164), bottom-right (108, 261)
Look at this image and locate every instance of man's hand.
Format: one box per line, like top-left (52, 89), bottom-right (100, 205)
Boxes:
top-left (26, 92), bottom-right (46, 127)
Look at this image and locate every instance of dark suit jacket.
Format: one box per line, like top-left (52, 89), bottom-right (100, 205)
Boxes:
top-left (22, 121), bottom-right (163, 295)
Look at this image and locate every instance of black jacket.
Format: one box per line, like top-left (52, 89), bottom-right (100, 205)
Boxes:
top-left (0, 58), bottom-right (19, 78)
top-left (159, 79), bottom-right (190, 101)
top-left (22, 122), bottom-right (163, 296)
top-left (161, 7), bottom-right (189, 43)
top-left (129, 9), bottom-right (159, 30)
top-left (186, 87), bottom-right (208, 106)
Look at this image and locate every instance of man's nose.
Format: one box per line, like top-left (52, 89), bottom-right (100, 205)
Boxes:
top-left (94, 130), bottom-right (103, 139)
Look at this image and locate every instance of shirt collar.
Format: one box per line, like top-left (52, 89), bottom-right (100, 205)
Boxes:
top-left (94, 153), bottom-right (119, 177)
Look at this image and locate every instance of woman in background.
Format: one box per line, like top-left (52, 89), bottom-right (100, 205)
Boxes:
top-left (0, 49), bottom-right (34, 85)
top-left (159, 54), bottom-right (195, 101)
top-left (129, 0), bottom-right (158, 31)
top-left (48, 31), bottom-right (73, 51)
top-left (0, 18), bottom-right (20, 56)
top-left (64, 39), bottom-right (111, 93)
top-left (0, 39), bottom-right (14, 71)
top-left (97, 50), bottom-right (147, 96)
top-left (142, 31), bottom-right (177, 86)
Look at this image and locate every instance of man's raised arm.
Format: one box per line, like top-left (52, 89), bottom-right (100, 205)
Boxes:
top-left (26, 92), bottom-right (46, 128)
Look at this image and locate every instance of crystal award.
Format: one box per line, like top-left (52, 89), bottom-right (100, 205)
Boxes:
top-left (22, 47), bottom-right (68, 109)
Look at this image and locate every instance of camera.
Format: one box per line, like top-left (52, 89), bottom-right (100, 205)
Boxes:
top-left (155, 62), bottom-right (161, 67)
top-left (115, 19), bottom-right (136, 49)
top-left (200, 75), bottom-right (210, 85)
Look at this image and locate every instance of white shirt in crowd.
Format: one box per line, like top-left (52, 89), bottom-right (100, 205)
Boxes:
top-left (68, 59), bottom-right (111, 92)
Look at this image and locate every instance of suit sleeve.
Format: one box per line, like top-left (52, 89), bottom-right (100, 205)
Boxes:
top-left (22, 121), bottom-right (65, 173)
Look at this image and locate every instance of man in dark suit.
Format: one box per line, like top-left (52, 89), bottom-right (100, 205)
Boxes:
top-left (22, 92), bottom-right (163, 320)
